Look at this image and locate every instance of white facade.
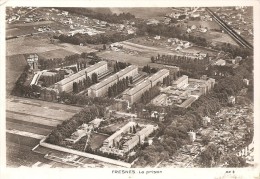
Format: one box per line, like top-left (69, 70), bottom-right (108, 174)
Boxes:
top-left (172, 75), bottom-right (188, 89)
top-left (88, 65), bottom-right (138, 97)
top-left (55, 61), bottom-right (108, 93)
top-left (122, 69), bottom-right (170, 104)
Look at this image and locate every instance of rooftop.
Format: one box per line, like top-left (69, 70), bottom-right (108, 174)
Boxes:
top-left (124, 69), bottom-right (169, 96)
top-left (90, 65), bottom-right (138, 90)
top-left (56, 61), bottom-right (107, 86)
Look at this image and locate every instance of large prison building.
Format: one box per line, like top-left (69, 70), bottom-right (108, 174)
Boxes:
top-left (122, 69), bottom-right (170, 104)
top-left (88, 65), bottom-right (138, 97)
top-left (54, 61), bottom-right (108, 93)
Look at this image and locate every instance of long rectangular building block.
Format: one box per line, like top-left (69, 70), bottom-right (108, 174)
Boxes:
top-left (88, 65), bottom-right (138, 97)
top-left (54, 61), bottom-right (108, 93)
top-left (122, 69), bottom-right (169, 104)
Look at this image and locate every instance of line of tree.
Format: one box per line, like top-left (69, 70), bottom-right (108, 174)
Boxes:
top-left (39, 73), bottom-right (65, 87)
top-left (152, 53), bottom-right (210, 78)
top-left (46, 105), bottom-right (104, 145)
top-left (38, 54), bottom-right (80, 70)
top-left (77, 61), bottom-right (87, 71)
top-left (72, 73), bottom-right (97, 93)
top-left (142, 65), bottom-right (158, 74)
top-left (113, 61), bottom-right (130, 72)
top-left (38, 52), bottom-right (99, 70)
top-left (135, 23), bottom-right (208, 47)
top-left (162, 76), bottom-right (171, 86)
top-left (58, 8), bottom-right (135, 24)
top-left (58, 91), bottom-right (115, 107)
top-left (108, 77), bottom-right (129, 98)
top-left (54, 32), bottom-right (135, 45)
top-left (141, 85), bottom-right (160, 104)
top-left (11, 64), bottom-right (30, 96)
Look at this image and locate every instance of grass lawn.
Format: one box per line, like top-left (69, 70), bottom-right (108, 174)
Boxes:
top-left (101, 121), bottom-right (129, 134)
top-left (90, 133), bottom-right (108, 150)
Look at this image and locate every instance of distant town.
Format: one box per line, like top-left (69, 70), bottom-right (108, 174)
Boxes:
top-left (6, 7), bottom-right (254, 168)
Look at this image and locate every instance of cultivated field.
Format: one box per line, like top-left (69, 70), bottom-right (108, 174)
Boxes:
top-left (6, 97), bottom-right (83, 167)
top-left (6, 97), bottom-right (82, 128)
top-left (6, 54), bottom-right (27, 95)
top-left (6, 121), bottom-right (52, 136)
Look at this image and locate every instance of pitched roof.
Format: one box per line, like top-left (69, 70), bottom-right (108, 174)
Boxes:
top-left (89, 65), bottom-right (138, 90)
top-left (56, 61), bottom-right (107, 86)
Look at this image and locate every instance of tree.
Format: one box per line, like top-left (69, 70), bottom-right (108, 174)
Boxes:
top-left (73, 82), bottom-right (78, 93)
top-left (129, 76), bottom-right (133, 84)
top-left (129, 126), bottom-right (133, 133)
top-left (133, 125), bottom-right (136, 133)
top-left (91, 73), bottom-right (98, 84)
top-left (151, 56), bottom-right (155, 63)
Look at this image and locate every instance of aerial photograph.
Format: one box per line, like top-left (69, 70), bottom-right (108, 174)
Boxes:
top-left (6, 7), bottom-right (254, 168)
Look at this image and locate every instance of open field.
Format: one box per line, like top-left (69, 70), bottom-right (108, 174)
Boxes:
top-left (210, 31), bottom-right (239, 46)
top-left (109, 7), bottom-right (173, 19)
top-left (127, 37), bottom-right (219, 56)
top-left (99, 37), bottom-right (218, 68)
top-left (187, 20), bottom-right (221, 30)
top-left (7, 21), bottom-right (54, 29)
top-left (6, 20), bottom-right (69, 38)
top-left (6, 36), bottom-right (97, 57)
top-left (98, 50), bottom-right (151, 66)
top-left (6, 54), bottom-right (27, 95)
top-left (37, 48), bottom-right (76, 59)
top-left (6, 36), bottom-right (61, 56)
top-left (61, 43), bottom-right (97, 54)
top-left (6, 21), bottom-right (54, 38)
